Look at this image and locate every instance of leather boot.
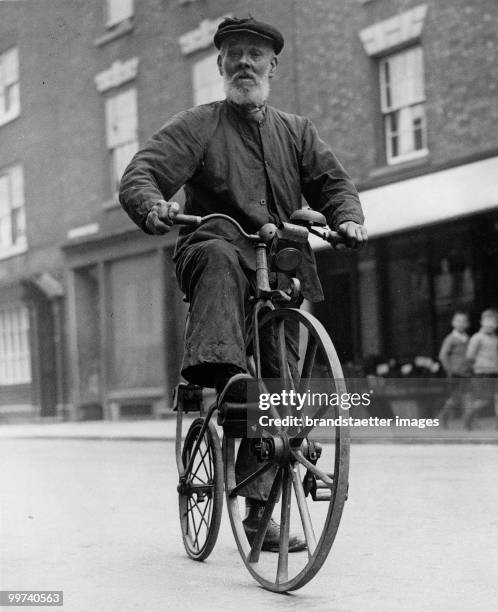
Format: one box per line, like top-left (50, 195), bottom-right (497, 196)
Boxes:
top-left (242, 499), bottom-right (307, 553)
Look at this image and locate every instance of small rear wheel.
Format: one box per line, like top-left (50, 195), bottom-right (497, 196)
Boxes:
top-left (178, 417), bottom-right (223, 561)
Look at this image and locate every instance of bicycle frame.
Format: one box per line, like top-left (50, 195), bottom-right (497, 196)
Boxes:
top-left (174, 211), bottom-right (341, 481)
top-left (175, 239), bottom-right (278, 481)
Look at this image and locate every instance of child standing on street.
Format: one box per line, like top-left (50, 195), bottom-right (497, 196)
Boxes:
top-left (464, 309), bottom-right (498, 430)
top-left (438, 312), bottom-right (471, 428)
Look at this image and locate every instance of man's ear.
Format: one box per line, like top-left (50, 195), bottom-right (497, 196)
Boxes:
top-left (217, 54), bottom-right (223, 76)
top-left (268, 55), bottom-right (278, 79)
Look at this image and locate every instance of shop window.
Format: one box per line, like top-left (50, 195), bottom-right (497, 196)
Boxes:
top-left (0, 47), bottom-right (20, 126)
top-left (379, 46), bottom-right (427, 165)
top-left (0, 304), bottom-right (31, 385)
top-left (105, 88), bottom-right (138, 195)
top-left (192, 53), bottom-right (225, 106)
top-left (0, 164), bottom-right (26, 258)
top-left (431, 227), bottom-right (475, 345)
top-left (386, 234), bottom-right (432, 357)
top-left (106, 0), bottom-right (133, 28)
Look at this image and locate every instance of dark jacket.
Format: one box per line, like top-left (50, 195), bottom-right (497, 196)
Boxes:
top-left (119, 100), bottom-right (364, 301)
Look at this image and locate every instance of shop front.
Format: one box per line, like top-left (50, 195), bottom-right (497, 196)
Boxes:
top-left (63, 227), bottom-right (187, 420)
top-left (314, 155), bottom-right (498, 366)
top-left (0, 273), bottom-right (65, 419)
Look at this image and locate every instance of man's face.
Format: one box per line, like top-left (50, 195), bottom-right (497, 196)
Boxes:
top-left (218, 34), bottom-right (277, 106)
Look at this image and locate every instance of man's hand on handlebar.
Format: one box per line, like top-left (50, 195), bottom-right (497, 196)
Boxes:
top-left (145, 200), bottom-right (180, 234)
top-left (336, 221), bottom-right (368, 250)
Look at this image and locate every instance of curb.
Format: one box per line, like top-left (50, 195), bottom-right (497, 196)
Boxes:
top-left (1, 434), bottom-right (497, 444)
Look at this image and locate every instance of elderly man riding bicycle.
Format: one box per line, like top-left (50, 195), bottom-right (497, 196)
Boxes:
top-left (119, 16), bottom-right (367, 553)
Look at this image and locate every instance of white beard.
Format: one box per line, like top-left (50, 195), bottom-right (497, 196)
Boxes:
top-left (224, 78), bottom-right (270, 107)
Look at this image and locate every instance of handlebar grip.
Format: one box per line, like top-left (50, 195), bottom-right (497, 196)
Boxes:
top-left (173, 213), bottom-right (202, 226)
top-left (325, 230), bottom-right (346, 245)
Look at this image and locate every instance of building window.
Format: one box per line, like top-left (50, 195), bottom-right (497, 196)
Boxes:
top-left (0, 47), bottom-right (20, 126)
top-left (0, 164), bottom-right (26, 258)
top-left (106, 0), bottom-right (133, 28)
top-left (379, 46), bottom-right (427, 165)
top-left (0, 304), bottom-right (31, 385)
top-left (192, 53), bottom-right (225, 106)
top-left (105, 88), bottom-right (138, 194)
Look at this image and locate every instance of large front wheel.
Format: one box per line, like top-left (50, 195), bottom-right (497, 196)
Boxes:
top-left (223, 308), bottom-right (350, 592)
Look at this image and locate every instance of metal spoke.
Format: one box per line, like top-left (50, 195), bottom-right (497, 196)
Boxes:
top-left (192, 445), bottom-right (210, 482)
top-left (277, 467), bottom-right (292, 584)
top-left (192, 507), bottom-right (203, 549)
top-left (197, 446), bottom-right (211, 481)
top-left (228, 460), bottom-right (276, 498)
top-left (247, 468), bottom-right (282, 563)
top-left (291, 464), bottom-right (317, 557)
top-left (192, 496), bottom-right (211, 531)
top-left (188, 499), bottom-right (199, 549)
top-left (207, 443), bottom-right (213, 480)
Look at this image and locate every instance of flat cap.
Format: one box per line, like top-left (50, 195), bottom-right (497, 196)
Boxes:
top-left (213, 17), bottom-right (284, 54)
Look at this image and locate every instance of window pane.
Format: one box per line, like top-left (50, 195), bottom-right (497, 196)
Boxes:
top-left (0, 304), bottom-right (31, 385)
top-left (386, 235), bottom-right (432, 357)
top-left (385, 112), bottom-right (399, 159)
top-left (105, 88), bottom-right (137, 147)
top-left (398, 107), bottom-right (414, 155)
top-left (0, 47), bottom-right (20, 120)
top-left (107, 0), bottom-right (133, 26)
top-left (381, 48), bottom-right (427, 163)
top-left (12, 207), bottom-right (25, 242)
top-left (193, 53), bottom-right (225, 105)
top-left (0, 218), bottom-right (11, 248)
top-left (381, 47), bottom-right (424, 112)
top-left (113, 140), bottom-right (138, 190)
top-left (0, 166), bottom-right (26, 250)
top-left (10, 164), bottom-right (24, 208)
top-left (5, 83), bottom-right (19, 114)
top-left (2, 48), bottom-right (19, 85)
top-left (0, 174), bottom-right (9, 217)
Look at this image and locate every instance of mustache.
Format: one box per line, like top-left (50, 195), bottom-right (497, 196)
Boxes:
top-left (231, 71), bottom-right (257, 81)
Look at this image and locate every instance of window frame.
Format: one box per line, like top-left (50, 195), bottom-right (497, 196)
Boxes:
top-left (0, 47), bottom-right (20, 127)
top-left (104, 87), bottom-right (139, 197)
top-left (0, 164), bottom-right (27, 260)
top-left (0, 303), bottom-right (31, 386)
top-left (378, 46), bottom-right (428, 165)
top-left (192, 52), bottom-right (225, 106)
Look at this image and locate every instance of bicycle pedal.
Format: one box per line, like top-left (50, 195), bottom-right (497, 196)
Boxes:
top-left (303, 471), bottom-right (334, 501)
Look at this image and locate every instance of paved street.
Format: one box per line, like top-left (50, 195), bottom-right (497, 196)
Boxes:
top-left (1, 439), bottom-right (497, 611)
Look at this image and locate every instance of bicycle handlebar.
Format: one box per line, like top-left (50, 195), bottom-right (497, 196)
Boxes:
top-left (172, 212), bottom-right (346, 246)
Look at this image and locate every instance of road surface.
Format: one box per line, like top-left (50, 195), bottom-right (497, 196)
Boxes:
top-left (0, 439), bottom-right (497, 611)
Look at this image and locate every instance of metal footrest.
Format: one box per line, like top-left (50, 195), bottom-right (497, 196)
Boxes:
top-left (303, 470), bottom-right (334, 501)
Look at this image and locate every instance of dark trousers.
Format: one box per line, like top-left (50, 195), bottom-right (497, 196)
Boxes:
top-left (176, 238), bottom-right (299, 500)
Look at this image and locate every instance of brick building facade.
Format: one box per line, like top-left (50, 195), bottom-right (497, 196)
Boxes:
top-left (0, 0), bottom-right (496, 419)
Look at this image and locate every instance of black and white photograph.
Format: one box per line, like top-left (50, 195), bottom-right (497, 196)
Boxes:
top-left (0, 0), bottom-right (497, 610)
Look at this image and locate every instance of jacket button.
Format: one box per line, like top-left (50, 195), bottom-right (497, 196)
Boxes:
top-left (260, 199), bottom-right (266, 206)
